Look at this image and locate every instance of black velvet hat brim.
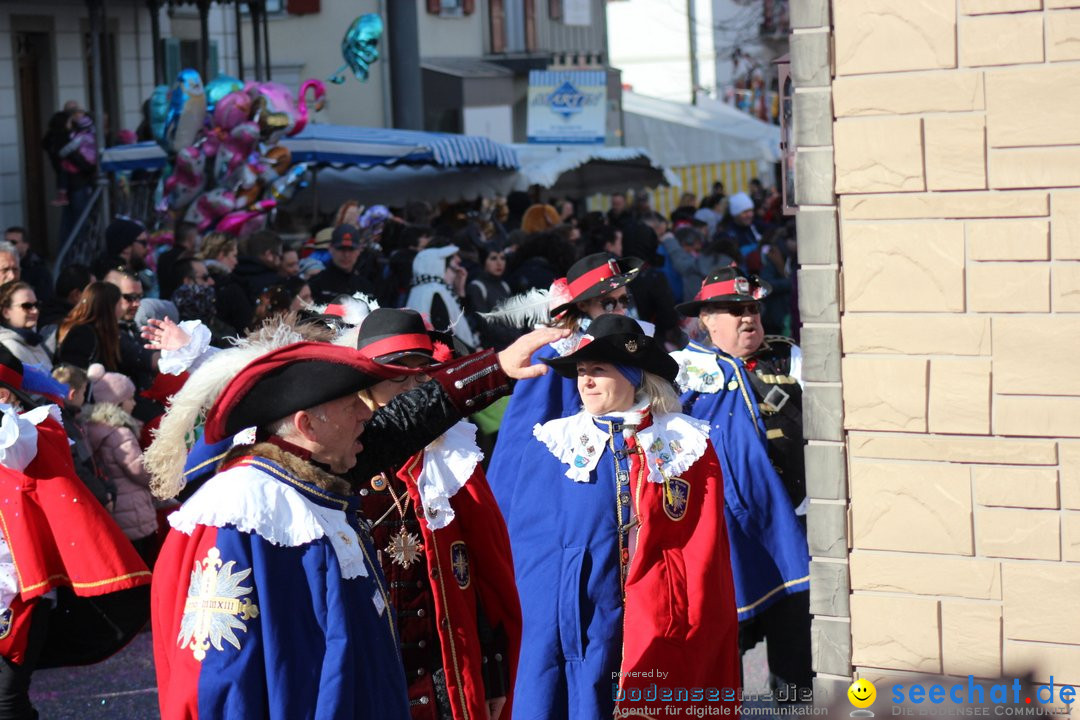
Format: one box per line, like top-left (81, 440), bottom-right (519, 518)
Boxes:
top-left (542, 332), bottom-right (678, 383)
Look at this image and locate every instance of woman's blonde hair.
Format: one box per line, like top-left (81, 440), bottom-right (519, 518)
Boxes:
top-left (640, 371), bottom-right (683, 415)
top-left (198, 233), bottom-right (237, 262)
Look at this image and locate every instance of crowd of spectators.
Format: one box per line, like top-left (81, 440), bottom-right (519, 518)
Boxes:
top-left (0, 181), bottom-right (793, 569)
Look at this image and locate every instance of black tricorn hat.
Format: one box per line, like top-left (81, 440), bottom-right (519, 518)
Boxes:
top-left (550, 252), bottom-right (644, 317)
top-left (675, 266), bottom-right (772, 317)
top-left (203, 342), bottom-right (412, 442)
top-left (356, 308), bottom-right (436, 364)
top-left (543, 314), bottom-right (678, 383)
top-left (0, 345), bottom-right (36, 409)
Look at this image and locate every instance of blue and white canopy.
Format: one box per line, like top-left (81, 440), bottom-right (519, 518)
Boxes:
top-left (101, 124), bottom-right (519, 172)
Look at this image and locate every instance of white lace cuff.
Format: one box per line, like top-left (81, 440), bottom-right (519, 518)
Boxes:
top-left (159, 321), bottom-right (216, 375)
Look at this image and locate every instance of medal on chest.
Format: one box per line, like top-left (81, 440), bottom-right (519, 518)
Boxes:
top-left (385, 526), bottom-right (424, 568)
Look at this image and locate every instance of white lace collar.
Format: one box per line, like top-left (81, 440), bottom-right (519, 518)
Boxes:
top-left (672, 346), bottom-right (743, 394)
top-left (0, 404), bottom-right (63, 472)
top-left (415, 421), bottom-right (483, 531)
top-left (534, 408), bottom-right (710, 485)
top-left (169, 463), bottom-right (370, 580)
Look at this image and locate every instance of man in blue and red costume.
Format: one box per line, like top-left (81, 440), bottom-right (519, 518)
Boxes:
top-left (151, 329), bottom-right (561, 719)
top-left (671, 267), bottom-right (811, 700)
top-left (353, 308), bottom-right (521, 720)
top-left (0, 345), bottom-right (151, 720)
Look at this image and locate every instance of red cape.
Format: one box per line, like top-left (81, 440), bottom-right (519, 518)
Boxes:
top-left (398, 452), bottom-right (522, 720)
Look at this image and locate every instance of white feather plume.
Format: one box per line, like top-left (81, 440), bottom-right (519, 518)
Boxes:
top-left (145, 320), bottom-right (305, 500)
top-left (479, 288), bottom-right (553, 329)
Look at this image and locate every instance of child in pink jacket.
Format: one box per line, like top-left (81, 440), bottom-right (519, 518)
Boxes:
top-left (84, 365), bottom-right (158, 567)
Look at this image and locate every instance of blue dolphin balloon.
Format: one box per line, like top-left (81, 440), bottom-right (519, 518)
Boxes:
top-left (329, 13), bottom-right (384, 84)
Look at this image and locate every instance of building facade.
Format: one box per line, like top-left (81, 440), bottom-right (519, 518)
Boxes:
top-left (793, 0), bottom-right (1080, 705)
top-left (1, 0), bottom-right (238, 255)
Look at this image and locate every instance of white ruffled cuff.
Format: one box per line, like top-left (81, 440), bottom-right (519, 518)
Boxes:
top-left (159, 321), bottom-right (215, 376)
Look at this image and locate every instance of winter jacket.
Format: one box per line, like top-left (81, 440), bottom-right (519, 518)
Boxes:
top-left (85, 402), bottom-right (158, 540)
top-left (0, 326), bottom-right (53, 370)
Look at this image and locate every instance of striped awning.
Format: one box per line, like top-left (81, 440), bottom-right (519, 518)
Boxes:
top-left (101, 124), bottom-right (519, 172)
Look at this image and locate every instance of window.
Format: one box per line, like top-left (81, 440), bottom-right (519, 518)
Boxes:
top-left (163, 38), bottom-right (219, 81)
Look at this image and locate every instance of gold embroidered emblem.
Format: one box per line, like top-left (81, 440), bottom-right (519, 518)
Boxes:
top-left (663, 477), bottom-right (690, 521)
top-left (386, 527), bottom-right (424, 568)
top-left (0, 608), bottom-right (12, 640)
top-left (178, 547), bottom-right (259, 662)
top-left (625, 339), bottom-right (638, 353)
top-left (451, 541), bottom-right (471, 589)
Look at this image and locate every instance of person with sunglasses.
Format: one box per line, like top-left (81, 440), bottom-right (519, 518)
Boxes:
top-left (671, 267), bottom-right (812, 704)
top-left (485, 252), bottom-right (644, 512)
top-left (0, 281), bottom-right (52, 370)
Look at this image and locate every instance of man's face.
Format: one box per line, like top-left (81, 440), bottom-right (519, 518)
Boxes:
top-left (0, 253), bottom-right (18, 284)
top-left (611, 195), bottom-right (626, 213)
top-left (363, 356), bottom-right (431, 409)
top-left (330, 245), bottom-right (360, 273)
top-left (576, 361), bottom-right (636, 416)
top-left (130, 233), bottom-right (149, 260)
top-left (189, 261), bottom-right (214, 287)
top-left (5, 231), bottom-right (27, 259)
top-left (700, 301), bottom-right (764, 359)
top-left (305, 392), bottom-right (374, 474)
top-left (604, 231), bottom-right (623, 257)
top-left (735, 209), bottom-right (754, 227)
top-left (281, 250), bottom-right (300, 278)
top-left (578, 288), bottom-right (630, 320)
top-left (115, 276), bottom-right (143, 321)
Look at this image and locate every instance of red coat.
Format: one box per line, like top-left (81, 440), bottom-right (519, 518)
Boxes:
top-left (0, 414), bottom-right (151, 663)
top-left (396, 451), bottom-right (522, 720)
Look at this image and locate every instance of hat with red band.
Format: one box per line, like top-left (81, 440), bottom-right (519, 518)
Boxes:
top-left (202, 342), bottom-right (414, 443)
top-left (356, 308), bottom-right (438, 365)
top-left (675, 267), bottom-right (772, 317)
top-left (542, 313), bottom-right (678, 382)
top-left (550, 252), bottom-right (644, 317)
top-left (0, 345), bottom-right (36, 409)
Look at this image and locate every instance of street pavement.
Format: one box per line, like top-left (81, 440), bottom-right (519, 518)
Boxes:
top-left (30, 630), bottom-right (773, 718)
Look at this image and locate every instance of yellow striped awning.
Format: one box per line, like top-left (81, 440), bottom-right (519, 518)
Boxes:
top-left (586, 160), bottom-right (759, 217)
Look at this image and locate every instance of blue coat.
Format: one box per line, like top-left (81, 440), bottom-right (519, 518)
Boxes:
top-left (672, 340), bottom-right (810, 620)
top-left (486, 341), bottom-right (580, 496)
top-left (153, 454), bottom-right (412, 720)
top-left (494, 411), bottom-right (740, 719)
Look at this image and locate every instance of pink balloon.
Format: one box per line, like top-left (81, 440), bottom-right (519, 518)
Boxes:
top-left (291, 79), bottom-right (326, 136)
top-left (213, 90), bottom-right (252, 132)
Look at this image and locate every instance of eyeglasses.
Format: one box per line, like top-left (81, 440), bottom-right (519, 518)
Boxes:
top-left (17, 302), bottom-right (39, 311)
top-left (717, 302), bottom-right (762, 317)
top-left (121, 293), bottom-right (143, 303)
top-left (599, 295), bottom-right (631, 312)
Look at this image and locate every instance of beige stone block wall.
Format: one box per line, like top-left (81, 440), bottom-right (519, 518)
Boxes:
top-left (818, 0), bottom-right (1080, 692)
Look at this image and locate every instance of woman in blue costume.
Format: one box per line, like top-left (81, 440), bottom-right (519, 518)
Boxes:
top-left (494, 314), bottom-right (740, 720)
top-left (670, 267), bottom-right (812, 699)
top-left (486, 253), bottom-right (642, 496)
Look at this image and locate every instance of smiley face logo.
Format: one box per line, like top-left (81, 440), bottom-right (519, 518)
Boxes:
top-left (848, 678), bottom-right (877, 709)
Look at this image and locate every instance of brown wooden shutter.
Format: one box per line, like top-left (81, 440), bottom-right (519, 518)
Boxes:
top-left (286, 0), bottom-right (319, 14)
top-left (525, 0), bottom-right (537, 51)
top-left (490, 0), bottom-right (506, 52)
top-left (427, 0), bottom-right (441, 14)
top-left (550, 0), bottom-right (561, 20)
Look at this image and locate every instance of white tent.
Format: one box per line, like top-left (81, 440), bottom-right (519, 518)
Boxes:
top-left (622, 91), bottom-right (782, 168)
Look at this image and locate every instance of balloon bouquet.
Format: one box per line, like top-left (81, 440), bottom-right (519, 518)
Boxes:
top-left (148, 71), bottom-right (324, 236)
top-left (149, 13), bottom-right (384, 236)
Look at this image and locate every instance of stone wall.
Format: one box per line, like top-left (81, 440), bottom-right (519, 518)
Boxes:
top-left (794, 0), bottom-right (1080, 701)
